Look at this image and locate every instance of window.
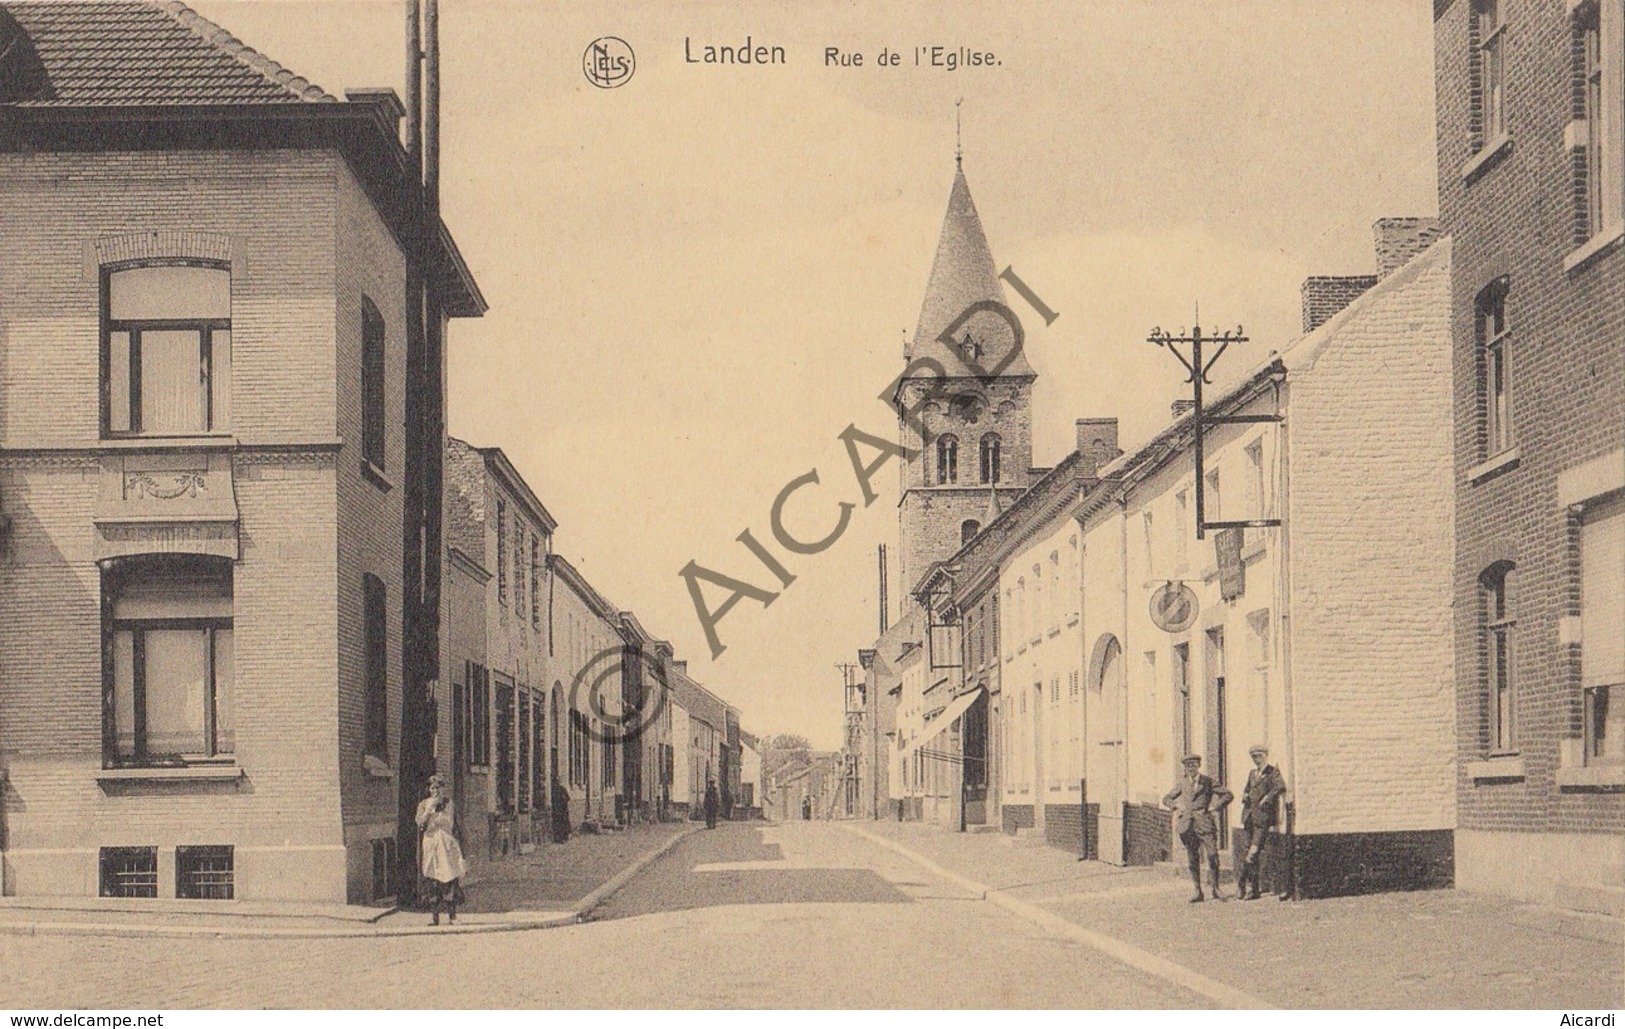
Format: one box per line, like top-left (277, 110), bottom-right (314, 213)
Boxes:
top-left (99, 847), bottom-right (157, 899)
top-left (937, 434), bottom-right (959, 484)
top-left (1475, 0), bottom-right (1507, 147)
top-left (1246, 440), bottom-right (1267, 522)
top-left (361, 296), bottom-right (386, 471)
top-left (517, 689), bottom-right (532, 813)
top-left (1173, 642), bottom-right (1191, 757)
top-left (495, 679), bottom-right (515, 814)
top-left (980, 433), bottom-right (1002, 484)
top-left (601, 719), bottom-right (617, 788)
top-left (532, 691), bottom-right (547, 802)
top-left (1581, 0), bottom-right (1625, 240)
top-left (105, 555), bottom-right (233, 766)
top-left (364, 574), bottom-right (388, 760)
top-left (961, 519), bottom-right (980, 545)
top-left (1481, 562), bottom-right (1517, 753)
top-left (1069, 669), bottom-right (1080, 698)
top-left (496, 500), bottom-right (508, 604)
top-left (1477, 281), bottom-right (1513, 457)
top-left (531, 537), bottom-right (543, 629)
top-left (1206, 468), bottom-right (1222, 523)
top-left (570, 708), bottom-right (588, 786)
top-left (1174, 491), bottom-right (1189, 568)
top-left (514, 522), bottom-right (527, 617)
top-left (103, 263), bottom-right (231, 437)
top-left (1581, 494), bottom-right (1624, 765)
top-left (370, 837), bottom-right (397, 901)
top-left (176, 845), bottom-right (233, 900)
top-left (1142, 510), bottom-right (1155, 576)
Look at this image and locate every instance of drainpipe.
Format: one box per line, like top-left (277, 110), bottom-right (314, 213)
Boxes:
top-left (1273, 379), bottom-right (1297, 898)
top-left (1118, 488), bottom-right (1131, 860)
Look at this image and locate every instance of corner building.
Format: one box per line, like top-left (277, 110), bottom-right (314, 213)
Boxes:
top-left (0, 2), bottom-right (483, 903)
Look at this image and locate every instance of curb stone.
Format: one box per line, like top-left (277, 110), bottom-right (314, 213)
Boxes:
top-left (0, 824), bottom-right (702, 941)
top-left (842, 823), bottom-right (1274, 1010)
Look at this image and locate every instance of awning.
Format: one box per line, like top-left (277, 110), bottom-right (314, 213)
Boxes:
top-left (899, 687), bottom-right (983, 760)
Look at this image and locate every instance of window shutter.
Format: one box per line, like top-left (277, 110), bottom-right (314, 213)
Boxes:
top-left (1582, 501), bottom-right (1625, 688)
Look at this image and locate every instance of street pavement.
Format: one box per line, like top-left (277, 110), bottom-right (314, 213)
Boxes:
top-left (856, 819), bottom-right (1625, 1009)
top-left (0, 820), bottom-right (1618, 1009)
top-left (0, 821), bottom-right (1210, 1009)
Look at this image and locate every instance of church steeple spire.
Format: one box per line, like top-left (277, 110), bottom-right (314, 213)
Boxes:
top-left (907, 162), bottom-right (1036, 379)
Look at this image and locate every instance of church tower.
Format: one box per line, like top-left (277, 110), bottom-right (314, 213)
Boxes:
top-left (896, 162), bottom-right (1037, 597)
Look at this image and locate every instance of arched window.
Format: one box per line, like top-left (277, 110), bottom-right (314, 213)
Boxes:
top-left (961, 520), bottom-right (981, 544)
top-left (980, 433), bottom-right (1002, 484)
top-left (937, 434), bottom-right (959, 484)
top-left (1480, 561), bottom-right (1517, 753)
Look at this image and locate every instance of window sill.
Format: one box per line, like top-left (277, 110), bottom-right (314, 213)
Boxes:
top-left (1556, 763), bottom-right (1625, 790)
top-left (1563, 223), bottom-right (1625, 274)
top-left (97, 434), bottom-right (238, 451)
top-left (1046, 626), bottom-right (1061, 639)
top-left (1461, 133), bottom-right (1512, 183)
top-left (1466, 447), bottom-right (1520, 485)
top-left (1466, 756), bottom-right (1525, 782)
top-left (361, 461), bottom-right (395, 493)
top-left (97, 764), bottom-right (244, 783)
top-left (364, 754), bottom-right (394, 779)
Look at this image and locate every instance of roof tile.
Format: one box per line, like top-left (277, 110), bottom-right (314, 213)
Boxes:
top-left (0, 0), bottom-right (336, 106)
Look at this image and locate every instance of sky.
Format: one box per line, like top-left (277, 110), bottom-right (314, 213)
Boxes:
top-left (194, 0), bottom-right (1440, 750)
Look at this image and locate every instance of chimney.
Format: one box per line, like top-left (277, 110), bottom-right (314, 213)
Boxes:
top-left (345, 88), bottom-right (405, 134)
top-left (1171, 399), bottom-right (1196, 420)
top-left (1075, 417), bottom-right (1120, 478)
top-left (1373, 217), bottom-right (1443, 279)
top-left (1301, 275), bottom-right (1377, 333)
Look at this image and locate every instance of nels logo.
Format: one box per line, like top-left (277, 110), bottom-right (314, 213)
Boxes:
top-left (583, 36), bottom-right (634, 89)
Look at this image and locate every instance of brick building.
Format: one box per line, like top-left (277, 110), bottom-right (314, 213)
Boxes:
top-left (0, 2), bottom-right (482, 902)
top-left (1434, 0), bottom-right (1624, 906)
top-left (1076, 227), bottom-right (1457, 897)
top-left (440, 440), bottom-right (556, 871)
top-left (545, 554), bottom-right (624, 828)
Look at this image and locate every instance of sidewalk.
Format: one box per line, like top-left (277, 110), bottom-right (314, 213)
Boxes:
top-left (851, 819), bottom-right (1624, 1009)
top-left (0, 822), bottom-right (696, 939)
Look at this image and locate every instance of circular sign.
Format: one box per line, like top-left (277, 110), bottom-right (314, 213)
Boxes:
top-left (1149, 582), bottom-right (1199, 633)
top-left (583, 37), bottom-right (635, 89)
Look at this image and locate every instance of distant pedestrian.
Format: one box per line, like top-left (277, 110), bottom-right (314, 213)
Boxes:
top-left (704, 780), bottom-right (719, 829)
top-left (1238, 744), bottom-right (1289, 901)
top-left (551, 778), bottom-right (571, 844)
top-left (801, 796), bottom-right (812, 821)
top-left (416, 774), bottom-right (467, 926)
top-left (1162, 754), bottom-right (1232, 903)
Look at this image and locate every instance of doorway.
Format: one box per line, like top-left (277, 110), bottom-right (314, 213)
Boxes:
top-left (1091, 635), bottom-right (1126, 864)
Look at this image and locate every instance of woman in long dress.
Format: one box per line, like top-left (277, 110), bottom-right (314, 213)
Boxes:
top-left (416, 773), bottom-right (467, 925)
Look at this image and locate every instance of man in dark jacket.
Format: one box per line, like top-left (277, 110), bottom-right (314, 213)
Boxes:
top-left (703, 780), bottom-right (719, 829)
top-left (1238, 743), bottom-right (1289, 900)
top-left (1163, 753), bottom-right (1233, 903)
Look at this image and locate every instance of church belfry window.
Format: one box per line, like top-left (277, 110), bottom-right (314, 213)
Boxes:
top-left (980, 433), bottom-right (1001, 484)
top-left (937, 434), bottom-right (959, 484)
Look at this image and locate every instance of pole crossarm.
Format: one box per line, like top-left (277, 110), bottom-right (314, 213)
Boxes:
top-left (1145, 319), bottom-right (1275, 541)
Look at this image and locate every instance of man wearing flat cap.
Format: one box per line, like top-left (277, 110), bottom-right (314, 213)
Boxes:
top-left (1239, 743), bottom-right (1289, 900)
top-left (1162, 753), bottom-right (1232, 902)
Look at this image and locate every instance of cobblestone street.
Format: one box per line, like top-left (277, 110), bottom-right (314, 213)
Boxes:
top-left (2, 821), bottom-right (1617, 1009)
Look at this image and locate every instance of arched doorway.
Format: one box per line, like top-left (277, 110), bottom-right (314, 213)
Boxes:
top-left (1089, 634), bottom-right (1126, 863)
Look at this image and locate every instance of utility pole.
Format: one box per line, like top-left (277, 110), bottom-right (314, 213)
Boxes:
top-left (1146, 318), bottom-right (1282, 539)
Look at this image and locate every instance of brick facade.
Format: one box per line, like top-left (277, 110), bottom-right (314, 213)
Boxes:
top-left (1435, 0), bottom-right (1625, 902)
top-left (0, 149), bottom-right (422, 903)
